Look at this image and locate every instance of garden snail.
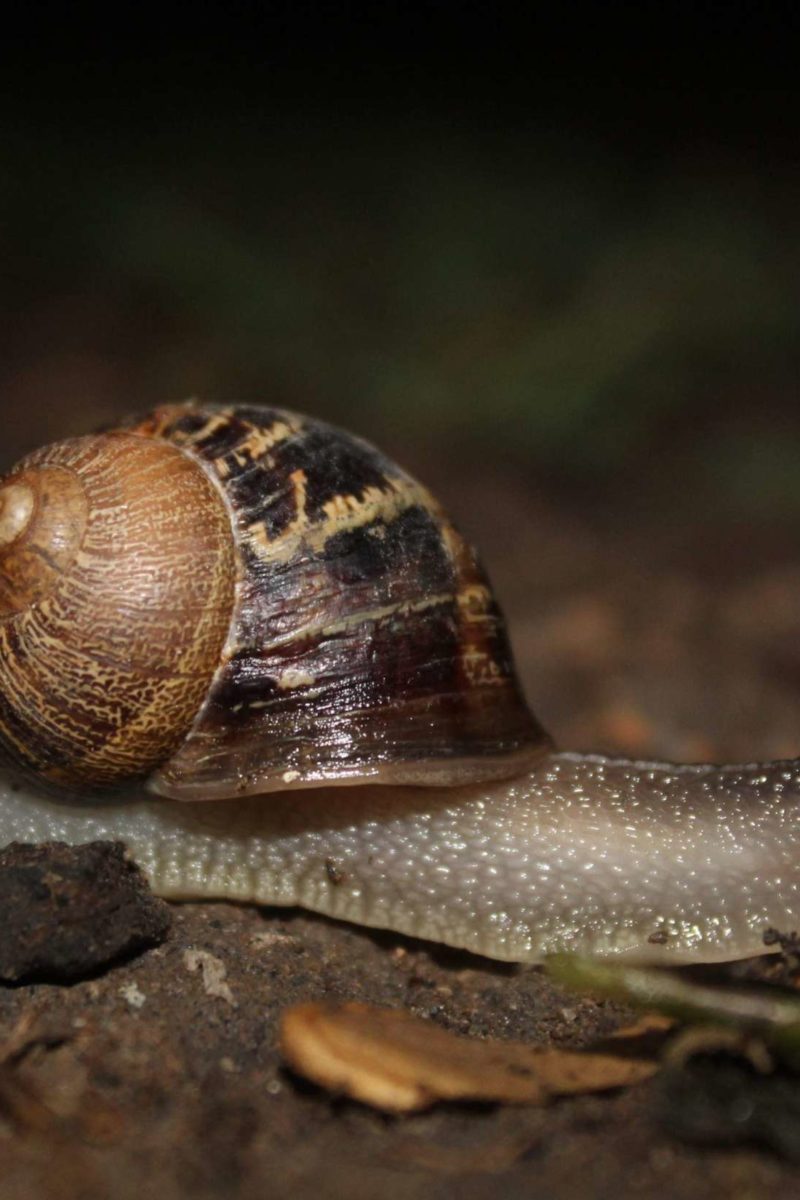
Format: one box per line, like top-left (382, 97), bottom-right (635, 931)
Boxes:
top-left (0, 402), bottom-right (797, 963)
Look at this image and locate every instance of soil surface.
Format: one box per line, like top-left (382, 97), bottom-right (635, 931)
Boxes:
top-left (0, 477), bottom-right (798, 1200)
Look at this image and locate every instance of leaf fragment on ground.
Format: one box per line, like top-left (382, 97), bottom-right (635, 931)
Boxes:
top-left (279, 1001), bottom-right (658, 1113)
top-left (183, 949), bottom-right (237, 1007)
top-left (545, 954), bottom-right (800, 1070)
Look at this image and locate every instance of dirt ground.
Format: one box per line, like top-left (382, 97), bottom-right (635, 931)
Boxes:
top-left (0, 474), bottom-right (798, 1200)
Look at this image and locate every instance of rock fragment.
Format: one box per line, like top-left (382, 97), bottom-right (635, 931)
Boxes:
top-left (0, 841), bottom-right (171, 983)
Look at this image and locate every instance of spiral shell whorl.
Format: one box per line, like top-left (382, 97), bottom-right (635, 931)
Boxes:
top-left (0, 432), bottom-right (236, 789)
top-left (0, 483), bottom-right (36, 550)
top-left (0, 468), bottom-right (89, 615)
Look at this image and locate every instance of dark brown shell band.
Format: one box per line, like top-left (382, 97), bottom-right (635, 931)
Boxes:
top-left (131, 404), bottom-right (549, 799)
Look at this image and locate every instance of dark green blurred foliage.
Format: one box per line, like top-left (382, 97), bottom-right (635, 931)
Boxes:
top-left (1, 109), bottom-right (798, 512)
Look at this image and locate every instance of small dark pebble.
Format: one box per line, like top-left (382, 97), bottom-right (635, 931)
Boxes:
top-left (658, 1056), bottom-right (800, 1164)
top-left (647, 929), bottom-right (669, 945)
top-left (762, 927), bottom-right (800, 952)
top-left (0, 841), bottom-right (171, 983)
top-left (325, 857), bottom-right (346, 886)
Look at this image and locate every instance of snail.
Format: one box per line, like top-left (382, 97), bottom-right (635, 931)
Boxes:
top-left (0, 402), bottom-right (797, 964)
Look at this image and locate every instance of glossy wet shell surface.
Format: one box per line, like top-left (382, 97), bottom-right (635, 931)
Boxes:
top-left (131, 404), bottom-right (546, 799)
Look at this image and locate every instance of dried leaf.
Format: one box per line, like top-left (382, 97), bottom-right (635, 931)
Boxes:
top-left (280, 1002), bottom-right (658, 1113)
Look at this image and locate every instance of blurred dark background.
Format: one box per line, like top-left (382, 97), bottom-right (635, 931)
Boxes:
top-left (1, 1), bottom-right (798, 761)
top-left (2, 0), bottom-right (798, 505)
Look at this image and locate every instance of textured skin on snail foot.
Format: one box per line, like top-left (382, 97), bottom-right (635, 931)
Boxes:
top-left (1, 753), bottom-right (798, 963)
top-left (130, 403), bottom-right (548, 799)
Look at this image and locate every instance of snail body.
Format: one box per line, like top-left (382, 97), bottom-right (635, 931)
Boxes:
top-left (0, 404), bottom-right (798, 963)
top-left (2, 755), bottom-right (799, 963)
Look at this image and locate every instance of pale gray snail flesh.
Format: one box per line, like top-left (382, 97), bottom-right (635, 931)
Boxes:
top-left (1, 753), bottom-right (798, 963)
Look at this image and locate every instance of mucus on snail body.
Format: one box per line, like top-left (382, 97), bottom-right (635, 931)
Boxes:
top-left (0, 402), bottom-right (797, 964)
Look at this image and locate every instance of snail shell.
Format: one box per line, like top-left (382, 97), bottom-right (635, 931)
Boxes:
top-left (1, 403), bottom-right (799, 965)
top-left (0, 404), bottom-right (546, 798)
